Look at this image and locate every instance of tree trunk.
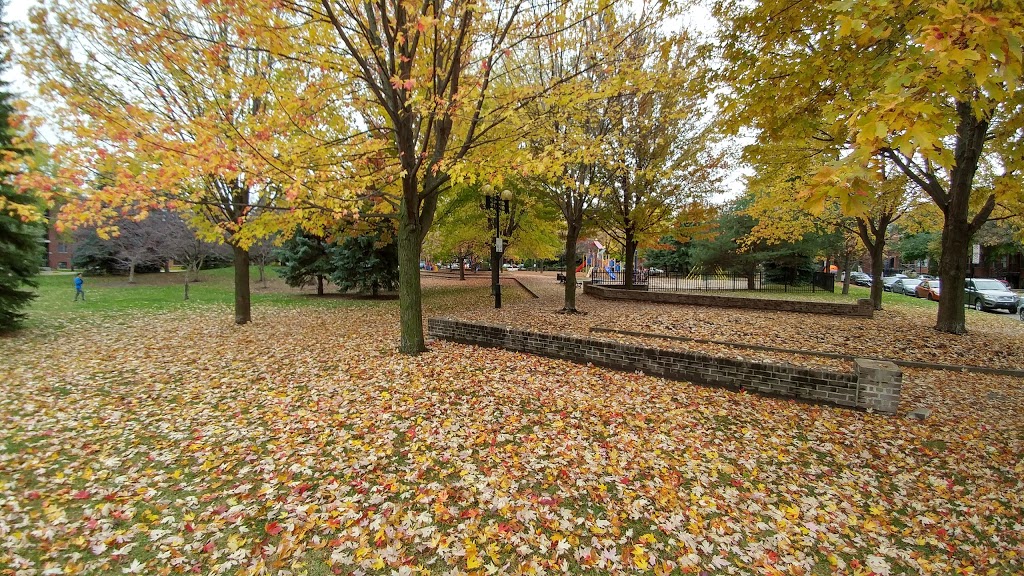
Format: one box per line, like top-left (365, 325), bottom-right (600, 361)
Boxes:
top-left (459, 256), bottom-right (465, 281)
top-left (259, 263), bottom-right (266, 285)
top-left (397, 214), bottom-right (426, 354)
top-left (128, 261), bottom-right (136, 284)
top-left (869, 244), bottom-right (885, 310)
top-left (623, 232), bottom-right (637, 290)
top-left (841, 251), bottom-right (851, 295)
top-left (184, 263), bottom-right (196, 300)
top-left (233, 245), bottom-right (251, 325)
top-left (561, 225), bottom-right (580, 312)
top-left (935, 219), bottom-right (971, 333)
top-left (316, 274), bottom-right (324, 295)
top-left (934, 101), bottom-right (991, 334)
top-left (489, 244), bottom-right (501, 306)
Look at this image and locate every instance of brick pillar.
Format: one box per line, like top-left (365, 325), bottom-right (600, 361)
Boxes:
top-left (855, 358), bottom-right (902, 414)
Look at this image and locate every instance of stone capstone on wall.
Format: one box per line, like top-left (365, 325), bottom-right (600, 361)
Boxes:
top-left (583, 284), bottom-right (874, 318)
top-left (427, 318), bottom-right (902, 414)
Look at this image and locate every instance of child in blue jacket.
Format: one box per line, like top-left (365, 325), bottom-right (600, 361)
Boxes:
top-left (74, 274), bottom-right (85, 301)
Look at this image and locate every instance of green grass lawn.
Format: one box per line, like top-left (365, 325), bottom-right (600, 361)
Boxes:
top-left (25, 268), bottom-right (293, 326)
top-left (20, 266), bottom-right (520, 334)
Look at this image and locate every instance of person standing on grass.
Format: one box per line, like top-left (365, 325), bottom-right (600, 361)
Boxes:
top-left (74, 273), bottom-right (85, 301)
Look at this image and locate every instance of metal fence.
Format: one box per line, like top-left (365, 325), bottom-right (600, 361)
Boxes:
top-left (589, 269), bottom-right (836, 293)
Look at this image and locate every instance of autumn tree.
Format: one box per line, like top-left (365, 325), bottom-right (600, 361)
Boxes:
top-left (517, 4), bottom-right (671, 312)
top-left (595, 28), bottom-right (720, 289)
top-left (282, 0), bottom-right (628, 352)
top-left (741, 145), bottom-right (922, 309)
top-left (425, 185), bottom-right (492, 280)
top-left (714, 0), bottom-right (1024, 333)
top-left (19, 0), bottom-right (335, 324)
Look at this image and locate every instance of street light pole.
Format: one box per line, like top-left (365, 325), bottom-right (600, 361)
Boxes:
top-left (482, 185), bottom-right (511, 309)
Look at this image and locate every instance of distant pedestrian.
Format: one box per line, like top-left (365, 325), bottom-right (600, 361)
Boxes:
top-left (74, 273), bottom-right (85, 301)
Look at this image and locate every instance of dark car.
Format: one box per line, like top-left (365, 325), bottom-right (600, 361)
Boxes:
top-left (965, 278), bottom-right (1020, 313)
top-left (847, 271), bottom-right (872, 287)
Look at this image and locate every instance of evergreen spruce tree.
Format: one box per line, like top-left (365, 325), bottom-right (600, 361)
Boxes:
top-left (329, 228), bottom-right (399, 297)
top-left (0, 2), bottom-right (43, 331)
top-left (276, 230), bottom-right (333, 296)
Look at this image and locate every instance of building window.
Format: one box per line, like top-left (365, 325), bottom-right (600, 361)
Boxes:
top-left (58, 262), bottom-right (67, 269)
top-left (58, 242), bottom-right (68, 253)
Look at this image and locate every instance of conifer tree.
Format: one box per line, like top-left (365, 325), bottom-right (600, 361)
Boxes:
top-left (0, 2), bottom-right (42, 331)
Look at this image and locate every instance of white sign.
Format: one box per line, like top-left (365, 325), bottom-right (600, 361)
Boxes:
top-left (495, 238), bottom-right (504, 253)
top-left (972, 244), bottom-right (981, 265)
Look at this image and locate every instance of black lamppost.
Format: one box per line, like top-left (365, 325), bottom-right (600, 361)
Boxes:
top-left (481, 184), bottom-right (512, 309)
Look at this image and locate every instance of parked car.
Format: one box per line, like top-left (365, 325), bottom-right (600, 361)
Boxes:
top-left (848, 272), bottom-right (873, 287)
top-left (965, 278), bottom-right (1020, 313)
top-left (881, 274), bottom-right (908, 291)
top-left (916, 279), bottom-right (941, 300)
top-left (891, 278), bottom-right (923, 296)
top-left (648, 267), bottom-right (665, 275)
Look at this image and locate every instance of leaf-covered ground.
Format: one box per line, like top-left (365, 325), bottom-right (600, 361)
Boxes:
top-left (1, 273), bottom-right (1022, 575)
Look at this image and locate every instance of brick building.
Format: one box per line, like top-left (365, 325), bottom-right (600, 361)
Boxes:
top-left (43, 210), bottom-right (74, 270)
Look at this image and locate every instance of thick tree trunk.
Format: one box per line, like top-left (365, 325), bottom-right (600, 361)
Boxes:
top-left (128, 261), bottom-right (136, 284)
top-left (316, 274), bottom-right (324, 296)
top-left (935, 101), bottom-right (991, 334)
top-left (561, 225), bottom-right (581, 312)
top-left (623, 233), bottom-right (637, 290)
top-left (869, 244), bottom-right (885, 310)
top-left (233, 245), bottom-right (251, 325)
top-left (936, 220), bottom-right (971, 333)
top-left (459, 256), bottom-right (465, 281)
top-left (397, 214), bottom-right (426, 354)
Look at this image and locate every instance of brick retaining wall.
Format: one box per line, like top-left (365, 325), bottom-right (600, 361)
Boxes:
top-left (427, 318), bottom-right (901, 413)
top-left (583, 284), bottom-right (874, 317)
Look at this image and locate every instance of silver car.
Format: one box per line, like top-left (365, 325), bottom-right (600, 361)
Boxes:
top-left (892, 278), bottom-right (922, 296)
top-left (881, 274), bottom-right (908, 292)
top-left (965, 278), bottom-right (1020, 313)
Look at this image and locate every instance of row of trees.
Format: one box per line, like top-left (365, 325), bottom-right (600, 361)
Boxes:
top-left (5, 0), bottom-right (1023, 341)
top-left (15, 0), bottom-right (723, 351)
top-left (712, 0), bottom-right (1024, 332)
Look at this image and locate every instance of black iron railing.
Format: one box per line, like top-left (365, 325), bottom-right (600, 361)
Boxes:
top-left (588, 269), bottom-right (835, 293)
